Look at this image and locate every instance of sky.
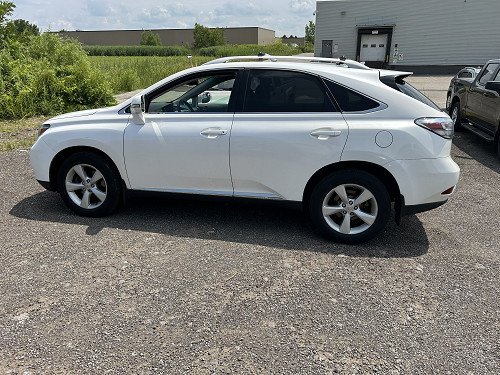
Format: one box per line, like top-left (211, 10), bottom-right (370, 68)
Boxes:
top-left (12, 0), bottom-right (316, 37)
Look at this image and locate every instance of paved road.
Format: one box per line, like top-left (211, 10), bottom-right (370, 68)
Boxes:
top-left (0, 132), bottom-right (499, 374)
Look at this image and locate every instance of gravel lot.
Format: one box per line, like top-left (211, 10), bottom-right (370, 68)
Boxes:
top-left (1, 131), bottom-right (499, 373)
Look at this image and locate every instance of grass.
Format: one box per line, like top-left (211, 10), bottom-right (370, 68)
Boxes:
top-left (89, 55), bottom-right (214, 93)
top-left (0, 117), bottom-right (46, 151)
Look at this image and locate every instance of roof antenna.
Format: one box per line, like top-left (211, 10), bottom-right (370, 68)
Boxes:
top-left (340, 55), bottom-right (347, 61)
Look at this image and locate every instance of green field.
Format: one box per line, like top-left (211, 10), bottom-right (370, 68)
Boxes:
top-left (89, 56), bottom-right (214, 94)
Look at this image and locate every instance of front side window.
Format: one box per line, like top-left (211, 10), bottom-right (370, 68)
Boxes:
top-left (147, 72), bottom-right (237, 113)
top-left (478, 63), bottom-right (500, 85)
top-left (243, 70), bottom-right (336, 112)
top-left (493, 69), bottom-right (500, 82)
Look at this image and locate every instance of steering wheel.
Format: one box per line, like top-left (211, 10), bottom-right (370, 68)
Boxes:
top-left (177, 100), bottom-right (194, 112)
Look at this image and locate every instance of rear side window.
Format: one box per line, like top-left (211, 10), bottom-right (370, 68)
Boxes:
top-left (324, 80), bottom-right (380, 112)
top-left (243, 70), bottom-right (337, 112)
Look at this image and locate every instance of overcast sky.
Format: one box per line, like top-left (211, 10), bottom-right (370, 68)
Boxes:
top-left (12, 0), bottom-right (316, 37)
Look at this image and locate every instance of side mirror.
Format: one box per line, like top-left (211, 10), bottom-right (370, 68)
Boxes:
top-left (130, 95), bottom-right (145, 125)
top-left (485, 81), bottom-right (500, 96)
top-left (201, 91), bottom-right (211, 104)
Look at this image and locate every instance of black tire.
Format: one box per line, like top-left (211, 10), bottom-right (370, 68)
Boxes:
top-left (57, 152), bottom-right (121, 217)
top-left (496, 135), bottom-right (500, 161)
top-left (450, 101), bottom-right (463, 131)
top-left (309, 170), bottom-right (391, 244)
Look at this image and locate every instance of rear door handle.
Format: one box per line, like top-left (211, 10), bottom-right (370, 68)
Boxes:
top-left (200, 127), bottom-right (228, 138)
top-left (310, 128), bottom-right (342, 140)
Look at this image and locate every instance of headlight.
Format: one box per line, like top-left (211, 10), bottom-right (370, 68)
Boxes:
top-left (38, 124), bottom-right (50, 138)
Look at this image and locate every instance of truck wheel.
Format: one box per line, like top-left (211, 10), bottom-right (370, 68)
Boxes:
top-left (450, 101), bottom-right (463, 131)
top-left (496, 136), bottom-right (500, 161)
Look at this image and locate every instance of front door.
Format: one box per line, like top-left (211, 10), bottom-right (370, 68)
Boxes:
top-left (360, 34), bottom-right (388, 68)
top-left (466, 62), bottom-right (500, 131)
top-left (230, 69), bottom-right (349, 201)
top-left (123, 70), bottom-right (239, 195)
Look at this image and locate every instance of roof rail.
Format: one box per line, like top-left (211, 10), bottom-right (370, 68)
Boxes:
top-left (203, 54), bottom-right (371, 70)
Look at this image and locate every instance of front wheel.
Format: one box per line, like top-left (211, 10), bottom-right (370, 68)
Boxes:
top-left (450, 101), bottom-right (463, 131)
top-left (309, 170), bottom-right (391, 244)
top-left (57, 152), bottom-right (122, 217)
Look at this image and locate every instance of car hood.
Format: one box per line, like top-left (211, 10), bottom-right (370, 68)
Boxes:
top-left (50, 108), bottom-right (100, 120)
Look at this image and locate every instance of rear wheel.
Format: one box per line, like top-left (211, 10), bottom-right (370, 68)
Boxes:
top-left (309, 170), bottom-right (391, 244)
top-left (57, 152), bottom-right (121, 217)
top-left (450, 101), bottom-right (463, 131)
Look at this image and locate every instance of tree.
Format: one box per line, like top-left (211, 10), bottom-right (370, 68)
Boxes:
top-left (0, 0), bottom-right (14, 26)
top-left (7, 19), bottom-right (39, 36)
top-left (0, 0), bottom-right (14, 46)
top-left (305, 21), bottom-right (315, 45)
top-left (193, 23), bottom-right (225, 49)
top-left (140, 30), bottom-right (162, 46)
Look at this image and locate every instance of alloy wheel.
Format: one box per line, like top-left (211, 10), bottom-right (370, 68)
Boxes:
top-left (322, 184), bottom-right (378, 235)
top-left (65, 164), bottom-right (107, 209)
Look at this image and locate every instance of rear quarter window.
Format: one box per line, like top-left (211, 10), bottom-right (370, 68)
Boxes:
top-left (324, 80), bottom-right (380, 112)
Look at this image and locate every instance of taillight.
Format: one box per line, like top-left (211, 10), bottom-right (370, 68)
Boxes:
top-left (38, 124), bottom-right (50, 138)
top-left (415, 117), bottom-right (454, 139)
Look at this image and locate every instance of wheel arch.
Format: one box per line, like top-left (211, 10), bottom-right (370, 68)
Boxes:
top-left (49, 146), bottom-right (125, 192)
top-left (302, 161), bottom-right (401, 208)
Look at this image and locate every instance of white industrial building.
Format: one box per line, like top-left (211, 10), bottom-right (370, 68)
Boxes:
top-left (314, 0), bottom-right (500, 73)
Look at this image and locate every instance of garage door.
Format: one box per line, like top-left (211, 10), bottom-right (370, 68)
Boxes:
top-left (360, 34), bottom-right (388, 62)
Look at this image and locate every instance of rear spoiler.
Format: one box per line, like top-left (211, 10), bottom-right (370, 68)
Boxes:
top-left (379, 70), bottom-right (412, 81)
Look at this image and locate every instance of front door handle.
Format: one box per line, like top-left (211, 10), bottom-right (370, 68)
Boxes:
top-left (200, 127), bottom-right (228, 138)
top-left (310, 128), bottom-right (342, 140)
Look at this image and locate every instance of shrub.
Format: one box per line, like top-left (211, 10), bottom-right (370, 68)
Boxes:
top-left (0, 33), bottom-right (115, 119)
top-left (140, 30), bottom-right (162, 46)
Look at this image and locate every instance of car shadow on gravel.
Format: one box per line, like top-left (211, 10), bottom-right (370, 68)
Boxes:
top-left (10, 192), bottom-right (429, 258)
top-left (452, 131), bottom-right (500, 174)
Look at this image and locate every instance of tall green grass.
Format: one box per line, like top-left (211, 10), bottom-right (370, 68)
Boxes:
top-left (89, 56), bottom-right (213, 93)
top-left (198, 43), bottom-right (305, 57)
top-left (84, 45), bottom-right (191, 57)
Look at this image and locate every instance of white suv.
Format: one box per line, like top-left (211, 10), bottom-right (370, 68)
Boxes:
top-left (30, 56), bottom-right (460, 243)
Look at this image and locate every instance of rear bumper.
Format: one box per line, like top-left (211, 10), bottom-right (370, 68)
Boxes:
top-left (385, 156), bottom-right (460, 206)
top-left (403, 199), bottom-right (447, 215)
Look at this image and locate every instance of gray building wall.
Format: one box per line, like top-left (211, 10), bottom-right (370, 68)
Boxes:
top-left (315, 0), bottom-right (500, 71)
top-left (59, 27), bottom-right (276, 46)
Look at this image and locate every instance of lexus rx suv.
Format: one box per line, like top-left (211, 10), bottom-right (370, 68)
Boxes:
top-left (31, 55), bottom-right (460, 243)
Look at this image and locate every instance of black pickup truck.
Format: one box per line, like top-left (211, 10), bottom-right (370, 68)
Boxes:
top-left (447, 59), bottom-right (500, 158)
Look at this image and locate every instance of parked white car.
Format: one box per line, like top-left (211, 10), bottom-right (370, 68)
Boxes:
top-left (31, 55), bottom-right (460, 243)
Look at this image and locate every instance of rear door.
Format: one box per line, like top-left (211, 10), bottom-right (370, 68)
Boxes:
top-left (229, 69), bottom-right (349, 201)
